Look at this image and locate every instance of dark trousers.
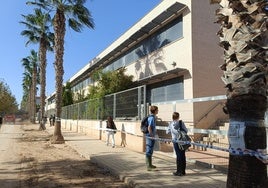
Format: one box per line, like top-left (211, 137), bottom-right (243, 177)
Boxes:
top-left (173, 142), bottom-right (186, 173)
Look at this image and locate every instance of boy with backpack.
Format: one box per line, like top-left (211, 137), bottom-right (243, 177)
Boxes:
top-left (144, 105), bottom-right (158, 171)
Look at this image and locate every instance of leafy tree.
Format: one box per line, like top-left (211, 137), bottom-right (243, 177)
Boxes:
top-left (88, 68), bottom-right (134, 119)
top-left (211, 0), bottom-right (268, 187)
top-left (89, 67), bottom-right (134, 99)
top-left (21, 8), bottom-right (54, 130)
top-left (27, 0), bottom-right (95, 143)
top-left (0, 81), bottom-right (18, 115)
top-left (62, 82), bottom-right (73, 106)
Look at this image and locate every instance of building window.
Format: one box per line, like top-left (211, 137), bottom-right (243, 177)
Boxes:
top-left (147, 77), bottom-right (184, 103)
top-left (104, 15), bottom-right (183, 72)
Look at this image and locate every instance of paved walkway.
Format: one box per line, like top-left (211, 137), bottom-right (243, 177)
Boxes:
top-left (46, 125), bottom-right (227, 188)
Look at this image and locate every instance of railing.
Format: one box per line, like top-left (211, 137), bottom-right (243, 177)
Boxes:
top-left (61, 85), bottom-right (147, 120)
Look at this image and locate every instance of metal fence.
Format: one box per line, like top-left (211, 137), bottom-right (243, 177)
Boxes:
top-left (61, 85), bottom-right (146, 120)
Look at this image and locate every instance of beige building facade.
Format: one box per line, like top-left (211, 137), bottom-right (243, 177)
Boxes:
top-left (46, 0), bottom-right (228, 152)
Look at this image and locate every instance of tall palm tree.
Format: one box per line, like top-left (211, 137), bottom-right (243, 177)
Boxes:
top-left (27, 0), bottom-right (95, 143)
top-left (21, 50), bottom-right (39, 123)
top-left (21, 8), bottom-right (54, 130)
top-left (211, 0), bottom-right (267, 187)
top-left (22, 71), bottom-right (32, 114)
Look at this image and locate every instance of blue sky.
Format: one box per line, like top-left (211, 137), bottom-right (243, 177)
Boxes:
top-left (0, 0), bottom-right (161, 107)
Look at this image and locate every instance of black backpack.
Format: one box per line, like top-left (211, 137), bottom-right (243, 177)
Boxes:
top-left (140, 116), bottom-right (149, 134)
top-left (177, 120), bottom-right (191, 150)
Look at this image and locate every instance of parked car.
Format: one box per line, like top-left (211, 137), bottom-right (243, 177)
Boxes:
top-left (4, 114), bottom-right (16, 124)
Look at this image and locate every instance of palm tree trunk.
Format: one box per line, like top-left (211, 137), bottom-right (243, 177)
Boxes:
top-left (28, 87), bottom-right (32, 121)
top-left (212, 0), bottom-right (268, 187)
top-left (226, 95), bottom-right (267, 188)
top-left (51, 9), bottom-right (65, 144)
top-left (31, 66), bottom-right (37, 124)
top-left (39, 39), bottom-right (47, 130)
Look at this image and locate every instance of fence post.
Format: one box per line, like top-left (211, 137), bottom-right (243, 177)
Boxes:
top-left (138, 87), bottom-right (141, 120)
top-left (143, 85), bottom-right (147, 119)
top-left (113, 94), bottom-right (116, 119)
top-left (99, 120), bottom-right (102, 140)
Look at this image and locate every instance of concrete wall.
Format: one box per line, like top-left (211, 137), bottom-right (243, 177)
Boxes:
top-left (61, 119), bottom-right (146, 152)
top-left (191, 0), bottom-right (226, 128)
top-left (60, 112), bottom-right (196, 153)
top-left (191, 0), bottom-right (225, 98)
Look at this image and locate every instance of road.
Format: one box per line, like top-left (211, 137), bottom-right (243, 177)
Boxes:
top-left (0, 124), bottom-right (23, 187)
top-left (0, 123), bottom-right (129, 188)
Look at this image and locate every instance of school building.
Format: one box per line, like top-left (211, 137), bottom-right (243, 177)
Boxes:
top-left (45, 0), bottom-right (229, 152)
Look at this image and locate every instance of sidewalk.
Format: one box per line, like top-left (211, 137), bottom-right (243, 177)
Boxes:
top-left (46, 126), bottom-right (227, 188)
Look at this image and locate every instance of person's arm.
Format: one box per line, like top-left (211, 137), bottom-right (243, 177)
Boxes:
top-left (148, 116), bottom-right (154, 137)
top-left (148, 126), bottom-right (153, 136)
top-left (112, 121), bottom-right (117, 130)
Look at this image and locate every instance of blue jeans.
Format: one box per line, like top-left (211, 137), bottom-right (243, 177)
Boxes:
top-left (145, 136), bottom-right (155, 157)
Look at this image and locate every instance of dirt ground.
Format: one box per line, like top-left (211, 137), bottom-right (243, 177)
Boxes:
top-left (0, 123), bottom-right (129, 188)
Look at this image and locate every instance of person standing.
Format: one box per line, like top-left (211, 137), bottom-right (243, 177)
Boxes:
top-left (145, 105), bottom-right (158, 171)
top-left (167, 112), bottom-right (188, 176)
top-left (106, 116), bottom-right (117, 148)
top-left (0, 115), bottom-right (2, 129)
top-left (52, 114), bottom-right (56, 126)
top-left (49, 115), bottom-right (53, 126)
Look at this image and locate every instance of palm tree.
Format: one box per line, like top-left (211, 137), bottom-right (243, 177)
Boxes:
top-left (21, 8), bottom-right (54, 130)
top-left (22, 71), bottom-right (32, 115)
top-left (21, 50), bottom-right (39, 123)
top-left (211, 0), bottom-right (267, 187)
top-left (27, 0), bottom-right (95, 143)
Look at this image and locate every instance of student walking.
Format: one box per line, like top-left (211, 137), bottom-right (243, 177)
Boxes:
top-left (106, 116), bottom-right (117, 148)
top-left (166, 112), bottom-right (188, 176)
top-left (145, 105), bottom-right (158, 171)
